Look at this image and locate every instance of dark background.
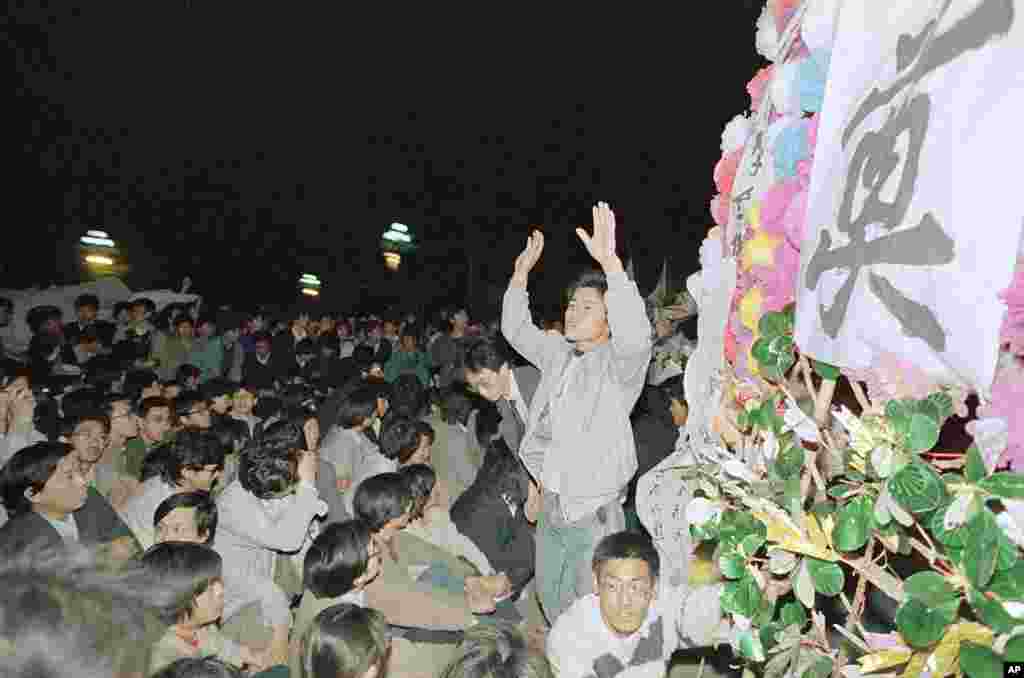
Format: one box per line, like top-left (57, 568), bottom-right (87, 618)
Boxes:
top-left (3, 2), bottom-right (765, 320)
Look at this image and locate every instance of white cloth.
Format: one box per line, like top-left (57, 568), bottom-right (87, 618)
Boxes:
top-left (795, 0), bottom-right (1024, 393)
top-left (404, 513), bottom-right (494, 577)
top-left (119, 477), bottom-right (176, 551)
top-left (41, 512), bottom-right (80, 544)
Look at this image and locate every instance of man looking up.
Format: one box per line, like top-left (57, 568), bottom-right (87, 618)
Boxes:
top-left (501, 202), bottom-right (651, 624)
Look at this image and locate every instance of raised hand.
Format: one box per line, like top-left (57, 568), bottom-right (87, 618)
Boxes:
top-left (512, 230), bottom-right (544, 286)
top-left (576, 202), bottom-right (623, 273)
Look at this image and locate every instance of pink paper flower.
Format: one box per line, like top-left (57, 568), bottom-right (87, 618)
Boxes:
top-left (747, 66), bottom-right (774, 112)
top-left (979, 353), bottom-right (1024, 470)
top-left (710, 194), bottom-right (731, 226)
top-left (714, 149), bottom-right (743, 197)
top-left (998, 258), bottom-right (1024, 355)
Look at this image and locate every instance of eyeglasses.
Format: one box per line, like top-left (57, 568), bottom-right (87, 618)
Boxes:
top-left (599, 579), bottom-right (653, 600)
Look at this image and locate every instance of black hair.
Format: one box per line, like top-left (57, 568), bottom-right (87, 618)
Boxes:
top-left (388, 374), bottom-right (428, 420)
top-left (152, 657), bottom-right (244, 678)
top-left (0, 296), bottom-right (12, 312)
top-left (303, 520), bottom-right (374, 599)
top-left (140, 429), bottom-right (226, 486)
top-left (398, 463), bottom-right (436, 519)
top-left (59, 387), bottom-right (105, 420)
top-left (238, 443), bottom-right (299, 499)
top-left (0, 442), bottom-right (74, 516)
top-left (351, 344), bottom-right (375, 368)
top-left (295, 338), bottom-right (316, 356)
top-left (136, 395), bottom-right (173, 419)
top-left (74, 294), bottom-right (100, 311)
top-left (140, 541), bottom-right (223, 625)
top-left (173, 315), bottom-right (194, 328)
top-left (58, 409), bottom-right (111, 440)
top-left (415, 420), bottom-right (435, 445)
top-left (254, 395), bottom-right (284, 422)
top-left (131, 297), bottom-right (156, 313)
top-left (176, 364), bottom-right (201, 385)
top-left (259, 419), bottom-right (306, 451)
top-left (201, 378), bottom-right (236, 401)
top-left (352, 472), bottom-right (412, 532)
top-left (438, 624), bottom-right (553, 678)
top-left (592, 530), bottom-right (660, 581)
top-left (441, 389), bottom-right (475, 427)
top-left (299, 604), bottom-right (389, 678)
top-left (336, 385), bottom-right (378, 430)
top-left (123, 369), bottom-right (160, 401)
top-left (463, 337), bottom-right (509, 374)
top-left (153, 491), bottom-right (219, 545)
top-left (174, 390), bottom-right (207, 419)
top-left (566, 269), bottom-right (609, 301)
top-left (210, 418), bottom-right (248, 454)
top-left (380, 417), bottom-right (421, 464)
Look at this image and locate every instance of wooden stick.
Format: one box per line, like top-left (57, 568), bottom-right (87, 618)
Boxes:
top-left (798, 355), bottom-right (817, 401)
top-left (850, 380), bottom-right (872, 415)
top-left (814, 378), bottom-right (837, 427)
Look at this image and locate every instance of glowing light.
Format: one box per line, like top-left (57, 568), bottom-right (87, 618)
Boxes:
top-left (86, 230), bottom-right (109, 238)
top-left (383, 252), bottom-right (401, 271)
top-left (81, 236), bottom-right (116, 247)
top-left (299, 274), bottom-right (321, 286)
top-left (301, 288), bottom-right (320, 297)
top-left (85, 255), bottom-right (115, 266)
top-left (390, 222), bottom-right (409, 233)
top-left (382, 230), bottom-right (412, 243)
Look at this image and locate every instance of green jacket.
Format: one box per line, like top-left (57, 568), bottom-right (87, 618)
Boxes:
top-left (383, 350), bottom-right (432, 386)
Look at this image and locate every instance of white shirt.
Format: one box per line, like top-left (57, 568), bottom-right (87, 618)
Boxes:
top-left (507, 372), bottom-right (529, 428)
top-left (41, 512), bottom-right (80, 543)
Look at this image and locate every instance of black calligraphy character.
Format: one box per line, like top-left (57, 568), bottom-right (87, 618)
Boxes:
top-left (804, 0), bottom-right (1013, 352)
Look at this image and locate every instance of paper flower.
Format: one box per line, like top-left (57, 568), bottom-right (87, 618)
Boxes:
top-left (773, 118), bottom-right (811, 180)
top-left (769, 60), bottom-right (804, 115)
top-left (844, 351), bottom-right (941, 405)
top-left (710, 193), bottom-right (730, 226)
top-left (998, 257), bottom-right (1024, 355)
top-left (966, 417), bottom-right (1009, 474)
top-left (714, 148), bottom-right (743, 197)
top-left (978, 351), bottom-right (1024, 470)
top-left (800, 0), bottom-right (840, 52)
top-left (798, 49), bottom-right (831, 113)
top-left (721, 113), bottom-right (753, 153)
top-left (998, 499), bottom-right (1024, 549)
top-left (755, 5), bottom-right (780, 61)
top-left (747, 66), bottom-right (774, 112)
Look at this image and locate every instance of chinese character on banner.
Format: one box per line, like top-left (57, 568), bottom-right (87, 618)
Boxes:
top-left (795, 0), bottom-right (1024, 393)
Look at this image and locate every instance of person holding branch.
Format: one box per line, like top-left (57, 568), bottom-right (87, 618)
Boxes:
top-left (501, 202), bottom-right (652, 624)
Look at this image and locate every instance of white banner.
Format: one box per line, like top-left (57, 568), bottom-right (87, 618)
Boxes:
top-left (795, 0), bottom-right (1024, 393)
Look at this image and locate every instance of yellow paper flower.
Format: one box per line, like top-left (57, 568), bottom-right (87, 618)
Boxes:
top-left (740, 287), bottom-right (764, 332)
top-left (741, 227), bottom-right (780, 271)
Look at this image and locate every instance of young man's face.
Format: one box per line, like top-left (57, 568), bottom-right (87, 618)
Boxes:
top-left (155, 506), bottom-right (205, 544)
top-left (565, 287), bottom-right (610, 346)
top-left (210, 395), bottom-right (231, 415)
top-left (181, 402), bottom-right (212, 430)
top-left (163, 384), bottom-right (181, 401)
top-left (76, 305), bottom-right (98, 324)
top-left (464, 364), bottom-right (511, 402)
top-left (109, 399), bottom-right (139, 439)
top-left (142, 381), bottom-right (163, 399)
top-left (70, 419), bottom-right (108, 469)
top-left (31, 453), bottom-right (88, 518)
top-left (176, 320), bottom-right (194, 339)
top-left (232, 389), bottom-right (256, 415)
top-left (130, 304), bottom-right (147, 323)
top-left (593, 558), bottom-right (656, 637)
top-left (180, 463), bottom-right (222, 492)
top-left (383, 321), bottom-right (398, 338)
top-left (141, 406), bottom-right (173, 443)
top-left (190, 577), bottom-right (226, 626)
top-left (399, 335), bottom-right (417, 353)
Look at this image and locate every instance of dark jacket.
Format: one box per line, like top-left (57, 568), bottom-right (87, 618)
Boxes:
top-left (64, 319), bottom-right (117, 348)
top-left (0, 486), bottom-right (133, 557)
top-left (495, 365), bottom-right (541, 453)
top-left (450, 444), bottom-right (535, 599)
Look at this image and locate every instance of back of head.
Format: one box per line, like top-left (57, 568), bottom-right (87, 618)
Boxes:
top-left (352, 472), bottom-right (411, 532)
top-left (441, 389), bottom-right (474, 427)
top-left (336, 385), bottom-right (379, 430)
top-left (303, 520), bottom-right (373, 599)
top-left (140, 541), bottom-right (224, 626)
top-left (299, 603), bottom-right (389, 678)
top-left (439, 623), bottom-right (553, 678)
top-left (388, 374), bottom-right (427, 420)
top-left (151, 657), bottom-right (245, 678)
top-left (379, 417), bottom-right (419, 463)
top-left (463, 337), bottom-right (508, 375)
top-left (398, 463), bottom-right (436, 518)
top-left (238, 442), bottom-right (298, 499)
top-left (0, 441), bottom-right (73, 516)
top-left (141, 428), bottom-right (227, 486)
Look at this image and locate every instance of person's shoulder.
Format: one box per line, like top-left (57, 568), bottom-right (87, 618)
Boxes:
top-left (550, 593), bottom-right (600, 638)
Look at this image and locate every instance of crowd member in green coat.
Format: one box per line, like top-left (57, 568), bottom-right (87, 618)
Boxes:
top-left (383, 326), bottom-right (433, 387)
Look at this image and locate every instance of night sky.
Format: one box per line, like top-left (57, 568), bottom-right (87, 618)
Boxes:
top-left (4, 2), bottom-right (765, 318)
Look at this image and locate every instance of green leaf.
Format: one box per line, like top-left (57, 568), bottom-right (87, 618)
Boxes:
top-left (978, 472), bottom-right (1024, 499)
top-left (722, 576), bottom-right (762, 618)
top-left (740, 534), bottom-right (766, 558)
top-left (806, 558), bottom-right (845, 597)
top-left (968, 589), bottom-right (1016, 634)
top-left (811, 359), bottom-right (840, 380)
top-left (886, 399), bottom-right (915, 425)
top-left (802, 655), bottom-right (834, 678)
top-left (759, 311), bottom-right (793, 338)
top-left (737, 410), bottom-right (750, 431)
top-left (763, 648), bottom-right (792, 678)
top-left (759, 621), bottom-right (782, 651)
top-left (827, 485), bottom-right (855, 499)
top-left (719, 552), bottom-right (747, 580)
top-left (775, 444), bottom-right (805, 480)
top-left (903, 572), bottom-right (958, 608)
top-left (769, 549), bottom-right (798, 576)
top-left (965, 445), bottom-right (987, 484)
top-left (889, 462), bottom-right (945, 514)
top-left (996, 528), bottom-right (1019, 572)
top-left (1005, 635), bottom-right (1024, 662)
top-left (755, 594), bottom-right (777, 627)
top-left (779, 601), bottom-right (808, 629)
top-left (925, 392), bottom-right (954, 420)
top-left (737, 629), bottom-right (765, 662)
top-left (988, 561), bottom-right (1024, 599)
top-left (959, 642), bottom-right (1003, 678)
top-left (895, 597), bottom-right (958, 649)
top-left (965, 509), bottom-right (1000, 590)
top-left (907, 412), bottom-right (941, 452)
top-left (929, 501), bottom-right (967, 547)
top-left (834, 496), bottom-right (872, 552)
top-left (752, 337), bottom-right (776, 365)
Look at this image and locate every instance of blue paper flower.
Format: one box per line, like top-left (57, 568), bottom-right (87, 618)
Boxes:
top-left (798, 49), bottom-right (831, 113)
top-left (773, 120), bottom-right (809, 180)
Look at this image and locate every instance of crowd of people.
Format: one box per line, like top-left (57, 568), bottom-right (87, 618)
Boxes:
top-left (0, 204), bottom-right (735, 678)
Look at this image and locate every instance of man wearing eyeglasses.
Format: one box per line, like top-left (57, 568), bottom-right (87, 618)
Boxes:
top-left (547, 531), bottom-right (733, 678)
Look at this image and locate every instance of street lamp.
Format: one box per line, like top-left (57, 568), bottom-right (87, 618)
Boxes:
top-left (299, 273), bottom-right (321, 298)
top-left (79, 229), bottom-right (124, 278)
top-left (381, 222), bottom-right (416, 271)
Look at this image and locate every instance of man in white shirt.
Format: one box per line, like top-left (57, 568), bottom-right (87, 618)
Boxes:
top-left (547, 531), bottom-right (730, 678)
